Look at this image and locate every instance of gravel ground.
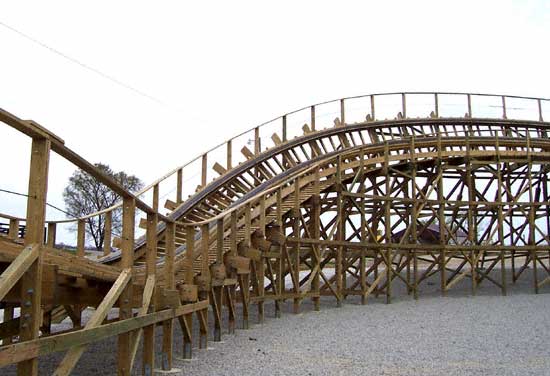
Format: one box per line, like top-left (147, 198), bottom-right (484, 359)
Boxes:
top-left (1, 267), bottom-right (549, 375)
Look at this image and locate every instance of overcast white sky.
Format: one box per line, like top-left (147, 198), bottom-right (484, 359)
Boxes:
top-left (1, 1), bottom-right (549, 237)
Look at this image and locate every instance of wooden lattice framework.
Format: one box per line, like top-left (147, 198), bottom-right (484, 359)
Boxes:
top-left (0, 92), bottom-right (549, 375)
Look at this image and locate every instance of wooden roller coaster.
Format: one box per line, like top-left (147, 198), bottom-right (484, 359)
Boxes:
top-left (1, 92), bottom-right (550, 375)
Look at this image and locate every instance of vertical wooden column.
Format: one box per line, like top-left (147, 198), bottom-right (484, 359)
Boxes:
top-left (198, 223), bottom-right (210, 348)
top-left (176, 168), bottom-right (183, 204)
top-left (47, 222), bottom-right (56, 248)
top-left (117, 196), bottom-right (135, 376)
top-left (434, 93), bottom-right (439, 118)
top-left (527, 136), bottom-right (538, 294)
top-left (211, 218), bottom-right (224, 341)
top-left (275, 188), bottom-right (283, 318)
top-left (18, 137), bottom-right (50, 376)
top-left (411, 138), bottom-right (419, 300)
top-left (4, 303), bottom-right (15, 344)
top-left (359, 149), bottom-right (368, 305)
top-left (226, 140), bottom-right (233, 170)
top-left (201, 154), bottom-right (208, 188)
top-left (336, 156), bottom-right (343, 307)
top-left (496, 139), bottom-right (507, 296)
top-left (257, 195), bottom-right (266, 322)
top-left (161, 222), bottom-right (175, 370)
top-left (383, 143), bottom-right (392, 304)
top-left (340, 99), bottom-right (345, 125)
top-left (310, 106), bottom-right (316, 131)
top-left (282, 115), bottom-right (287, 142)
top-left (311, 168), bottom-right (321, 310)
top-left (183, 225), bottom-right (195, 358)
top-left (437, 136), bottom-right (447, 296)
top-left (370, 95), bottom-right (376, 120)
top-left (227, 212), bottom-right (237, 332)
top-left (292, 179), bottom-right (301, 313)
top-left (104, 211), bottom-right (112, 256)
top-left (77, 219), bottom-right (85, 257)
top-left (142, 206), bottom-right (158, 374)
top-left (465, 137), bottom-right (477, 295)
top-left (8, 218), bottom-right (20, 240)
top-left (238, 204), bottom-right (251, 329)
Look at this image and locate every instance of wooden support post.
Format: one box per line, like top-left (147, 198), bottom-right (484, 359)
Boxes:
top-left (275, 188), bottom-right (283, 318)
top-left (336, 156), bottom-right (343, 307)
top-left (401, 93), bottom-right (407, 118)
top-left (77, 219), bottom-right (85, 257)
top-left (47, 222), bottom-right (56, 248)
top-left (161, 222), bottom-right (175, 371)
top-left (212, 218), bottom-right (224, 341)
top-left (176, 168), bottom-right (183, 204)
top-left (496, 144), bottom-right (507, 296)
top-left (310, 105), bottom-right (316, 131)
top-left (183, 225), bottom-right (194, 359)
top-left (3, 304), bottom-right (15, 345)
top-left (465, 137), bottom-right (477, 295)
top-left (312, 167), bottom-right (321, 310)
top-left (527, 136), bottom-right (538, 294)
top-left (360, 184), bottom-right (367, 305)
top-left (228, 211), bottom-right (237, 332)
top-left (467, 94), bottom-right (472, 118)
top-left (437, 137), bottom-right (447, 296)
top-left (384, 143), bottom-right (392, 304)
top-left (257, 195), bottom-right (266, 323)
top-left (201, 154), bottom-right (207, 188)
top-left (292, 180), bottom-right (301, 314)
top-left (8, 218), bottom-right (19, 240)
top-left (340, 98), bottom-right (345, 125)
top-left (18, 137), bottom-right (50, 376)
top-left (117, 196), bottom-right (135, 376)
top-left (370, 95), bottom-right (376, 120)
top-left (142, 211), bottom-right (158, 374)
top-left (104, 211), bottom-right (112, 256)
top-left (282, 115), bottom-right (287, 142)
top-left (434, 93), bottom-right (439, 118)
top-left (227, 140), bottom-right (233, 170)
top-left (254, 127), bottom-right (260, 155)
top-left (411, 138), bottom-right (419, 299)
top-left (199, 223), bottom-right (209, 348)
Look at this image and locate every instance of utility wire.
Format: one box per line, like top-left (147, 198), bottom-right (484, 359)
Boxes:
top-left (0, 19), bottom-right (164, 105)
top-left (0, 188), bottom-right (76, 218)
top-left (0, 19), bottom-right (216, 128)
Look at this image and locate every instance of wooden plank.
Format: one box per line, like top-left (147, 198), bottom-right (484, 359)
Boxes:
top-left (77, 220), bottom-right (85, 257)
top-left (0, 244), bottom-right (40, 301)
top-left (19, 136), bottom-right (50, 376)
top-left (117, 197), bottom-right (135, 375)
top-left (53, 268), bottom-right (132, 376)
top-left (0, 301), bottom-right (208, 367)
top-left (129, 274), bottom-right (156, 373)
top-left (103, 211), bottom-right (112, 256)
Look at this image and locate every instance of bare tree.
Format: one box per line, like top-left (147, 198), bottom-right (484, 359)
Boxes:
top-left (63, 163), bottom-right (143, 251)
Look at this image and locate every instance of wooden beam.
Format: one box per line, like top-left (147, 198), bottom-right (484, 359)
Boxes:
top-left (53, 268), bottom-right (132, 376)
top-left (18, 136), bottom-right (50, 376)
top-left (0, 244), bottom-right (40, 301)
top-left (0, 301), bottom-right (209, 367)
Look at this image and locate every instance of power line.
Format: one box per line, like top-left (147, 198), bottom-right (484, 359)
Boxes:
top-left (0, 20), bottom-right (165, 106)
top-left (0, 188), bottom-right (76, 218)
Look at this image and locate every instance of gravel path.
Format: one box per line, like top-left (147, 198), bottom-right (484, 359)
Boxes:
top-left (1, 268), bottom-right (549, 375)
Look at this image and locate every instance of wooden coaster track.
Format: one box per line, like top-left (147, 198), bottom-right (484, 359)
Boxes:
top-left (1, 92), bottom-right (550, 375)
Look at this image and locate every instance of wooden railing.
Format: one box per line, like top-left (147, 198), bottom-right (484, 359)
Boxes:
top-left (1, 92), bottom-right (549, 255)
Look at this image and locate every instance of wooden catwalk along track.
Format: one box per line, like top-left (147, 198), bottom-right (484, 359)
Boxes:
top-left (1, 92), bottom-right (550, 375)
